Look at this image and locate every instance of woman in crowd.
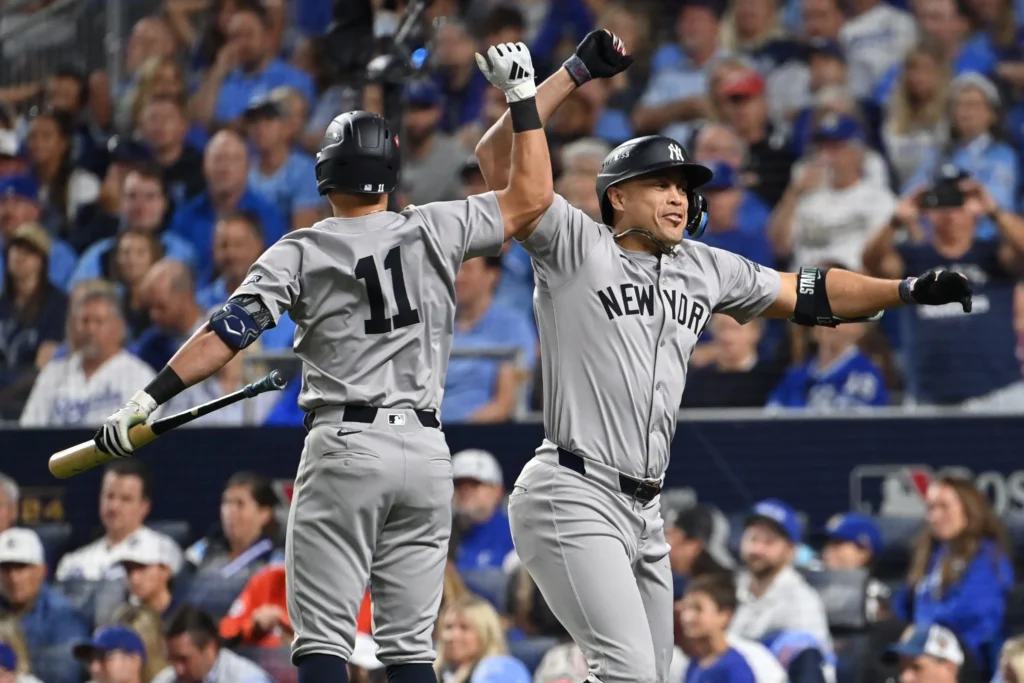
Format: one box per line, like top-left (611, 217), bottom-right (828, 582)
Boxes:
top-left (434, 596), bottom-right (529, 683)
top-left (0, 619), bottom-right (40, 683)
top-left (183, 472), bottom-right (282, 619)
top-left (109, 230), bottom-right (162, 338)
top-left (0, 223), bottom-right (67, 420)
top-left (26, 109), bottom-right (100, 233)
top-left (882, 43), bottom-right (950, 188)
top-left (899, 476), bottom-right (1014, 674)
top-left (111, 604), bottom-right (168, 683)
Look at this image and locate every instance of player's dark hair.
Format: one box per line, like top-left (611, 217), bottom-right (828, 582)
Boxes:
top-left (225, 471), bottom-right (280, 538)
top-left (685, 573), bottom-right (738, 613)
top-left (218, 209), bottom-right (265, 243)
top-left (165, 605), bottom-right (220, 649)
top-left (48, 64), bottom-right (89, 109)
top-left (106, 459), bottom-right (154, 501)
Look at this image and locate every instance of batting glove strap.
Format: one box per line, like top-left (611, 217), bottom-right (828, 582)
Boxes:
top-left (505, 80), bottom-right (537, 103)
top-left (129, 390), bottom-right (158, 416)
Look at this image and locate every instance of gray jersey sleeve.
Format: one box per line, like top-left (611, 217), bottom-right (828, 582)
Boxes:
top-left (708, 247), bottom-right (782, 323)
top-left (517, 193), bottom-right (604, 289)
top-left (410, 191), bottom-right (506, 266)
top-left (229, 237), bottom-right (303, 324)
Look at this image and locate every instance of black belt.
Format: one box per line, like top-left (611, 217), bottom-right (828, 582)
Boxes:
top-left (303, 406), bottom-right (440, 432)
top-left (556, 447), bottom-right (662, 504)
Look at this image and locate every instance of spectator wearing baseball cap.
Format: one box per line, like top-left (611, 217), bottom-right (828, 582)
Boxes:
top-left (0, 222), bottom-right (68, 420)
top-left (0, 528), bottom-right (89, 683)
top-left (719, 69), bottom-right (796, 208)
top-left (94, 531), bottom-right (181, 626)
top-left (0, 175), bottom-right (77, 290)
top-left (451, 449), bottom-right (516, 576)
top-left (399, 79), bottom-right (468, 206)
top-left (665, 503), bottom-right (735, 583)
top-left (730, 500), bottom-right (832, 650)
top-left (821, 513), bottom-right (882, 570)
top-left (691, 160), bottom-right (773, 267)
top-left (73, 625), bottom-right (147, 683)
top-left (244, 95), bottom-right (323, 233)
top-left (0, 639), bottom-right (41, 683)
top-left (155, 605), bottom-right (273, 683)
top-left (883, 623), bottom-right (982, 683)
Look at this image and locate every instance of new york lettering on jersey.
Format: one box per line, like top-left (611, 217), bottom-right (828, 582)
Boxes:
top-left (520, 194), bottom-right (780, 479)
top-left (230, 193), bottom-right (506, 412)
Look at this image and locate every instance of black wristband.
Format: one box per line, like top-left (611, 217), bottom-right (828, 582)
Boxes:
top-left (562, 55), bottom-right (590, 86)
top-left (509, 98), bottom-right (542, 133)
top-left (144, 366), bottom-right (187, 405)
top-left (898, 277), bottom-right (917, 305)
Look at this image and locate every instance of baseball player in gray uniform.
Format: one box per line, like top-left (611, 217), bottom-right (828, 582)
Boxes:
top-left (93, 42), bottom-right (553, 683)
top-left (475, 30), bottom-right (974, 683)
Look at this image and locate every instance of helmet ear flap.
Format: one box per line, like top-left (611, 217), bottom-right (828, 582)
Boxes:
top-left (686, 192), bottom-right (708, 239)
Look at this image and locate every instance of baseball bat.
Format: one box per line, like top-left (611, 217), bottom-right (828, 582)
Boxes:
top-left (48, 370), bottom-right (288, 479)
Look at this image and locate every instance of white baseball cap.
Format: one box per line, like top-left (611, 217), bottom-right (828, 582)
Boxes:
top-left (0, 528), bottom-right (44, 565)
top-left (117, 533), bottom-right (177, 568)
top-left (452, 449), bottom-right (503, 487)
top-left (886, 624), bottom-right (965, 666)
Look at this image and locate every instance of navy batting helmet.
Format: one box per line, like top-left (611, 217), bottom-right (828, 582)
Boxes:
top-left (596, 136), bottom-right (713, 237)
top-left (315, 111), bottom-right (400, 196)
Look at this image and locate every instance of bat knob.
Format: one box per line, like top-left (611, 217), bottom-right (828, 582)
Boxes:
top-left (267, 370), bottom-right (287, 390)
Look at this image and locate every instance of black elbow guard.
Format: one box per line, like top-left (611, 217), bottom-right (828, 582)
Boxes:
top-left (209, 295), bottom-right (275, 350)
top-left (790, 266), bottom-right (883, 327)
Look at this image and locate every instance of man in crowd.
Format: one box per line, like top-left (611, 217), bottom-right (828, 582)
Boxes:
top-left (73, 624), bottom-right (149, 683)
top-left (69, 166), bottom-right (197, 288)
top-left (0, 175), bottom-right (76, 288)
top-left (821, 513), bottom-right (882, 571)
top-left (244, 96), bottom-right (322, 232)
top-left (20, 287), bottom-right (155, 426)
top-left (451, 448), bottom-right (515, 574)
top-left (56, 459), bottom-right (182, 582)
top-left (730, 499), bottom-right (832, 648)
top-left (168, 130), bottom-right (285, 284)
top-left (442, 256), bottom-right (535, 422)
top-left (632, 0), bottom-right (722, 144)
top-left (139, 96), bottom-right (206, 207)
top-left (431, 20), bottom-right (488, 133)
top-left (154, 605), bottom-right (272, 683)
top-left (0, 527), bottom-right (90, 682)
top-left (682, 315), bottom-right (783, 409)
top-left (131, 260), bottom-right (205, 371)
top-left (885, 623), bottom-right (968, 683)
top-left (665, 503), bottom-right (735, 581)
top-left (398, 79), bottom-right (470, 206)
top-left (190, 1), bottom-right (314, 128)
top-left (696, 161), bottom-right (772, 266)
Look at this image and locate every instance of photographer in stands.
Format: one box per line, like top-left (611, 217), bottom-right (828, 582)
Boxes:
top-left (863, 165), bottom-right (1024, 408)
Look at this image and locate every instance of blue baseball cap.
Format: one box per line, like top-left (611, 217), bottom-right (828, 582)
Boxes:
top-left (73, 626), bottom-right (146, 662)
top-left (702, 160), bottom-right (740, 192)
top-left (0, 174), bottom-right (38, 202)
top-left (813, 113), bottom-right (864, 144)
top-left (885, 624), bottom-right (964, 666)
top-left (405, 79), bottom-right (443, 109)
top-left (0, 642), bottom-right (15, 672)
top-left (806, 37), bottom-right (845, 63)
top-left (747, 499), bottom-right (802, 543)
top-left (825, 513), bottom-right (882, 557)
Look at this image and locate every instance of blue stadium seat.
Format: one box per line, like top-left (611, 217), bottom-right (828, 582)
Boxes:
top-left (508, 636), bottom-right (558, 674)
top-left (149, 520), bottom-right (192, 549)
top-left (31, 522), bottom-right (72, 573)
top-left (460, 568), bottom-right (509, 612)
top-left (874, 516), bottom-right (923, 580)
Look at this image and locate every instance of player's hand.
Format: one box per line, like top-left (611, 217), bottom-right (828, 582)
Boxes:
top-left (475, 42), bottom-right (536, 103)
top-left (893, 190), bottom-right (922, 226)
top-left (905, 269), bottom-right (973, 312)
top-left (563, 29), bottom-right (634, 86)
top-left (94, 390), bottom-right (157, 459)
top-left (960, 178), bottom-right (997, 217)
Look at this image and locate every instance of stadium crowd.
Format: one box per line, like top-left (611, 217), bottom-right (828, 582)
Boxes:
top-left (1, 0), bottom-right (1024, 680)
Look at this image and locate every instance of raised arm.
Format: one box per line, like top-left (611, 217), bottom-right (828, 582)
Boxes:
top-left (475, 30), bottom-right (633, 192)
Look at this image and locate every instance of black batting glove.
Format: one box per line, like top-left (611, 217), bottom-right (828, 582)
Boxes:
top-left (900, 269), bottom-right (973, 312)
top-left (563, 29), bottom-right (634, 87)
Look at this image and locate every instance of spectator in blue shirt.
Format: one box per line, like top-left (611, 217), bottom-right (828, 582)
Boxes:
top-left (451, 449), bottom-right (515, 574)
top-left (696, 161), bottom-right (773, 266)
top-left (768, 311), bottom-right (889, 411)
top-left (0, 176), bottom-right (76, 290)
top-left (73, 624), bottom-right (148, 683)
top-left (898, 476), bottom-right (1014, 673)
top-left (69, 166), bottom-right (198, 291)
top-left (431, 20), bottom-right (489, 134)
top-left (632, 0), bottom-right (725, 145)
top-left (195, 211), bottom-right (295, 350)
top-left (442, 256), bottom-right (536, 423)
top-left (168, 131), bottom-right (286, 284)
top-left (190, 2), bottom-right (314, 129)
top-left (0, 528), bottom-right (90, 683)
top-left (243, 96), bottom-right (322, 232)
top-left (131, 260), bottom-right (205, 371)
top-left (680, 573), bottom-right (764, 683)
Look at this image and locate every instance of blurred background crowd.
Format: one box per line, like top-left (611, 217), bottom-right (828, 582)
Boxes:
top-left (1, 0), bottom-right (1024, 680)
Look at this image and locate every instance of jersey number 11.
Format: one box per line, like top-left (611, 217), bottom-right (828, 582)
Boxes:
top-left (355, 246), bottom-right (421, 335)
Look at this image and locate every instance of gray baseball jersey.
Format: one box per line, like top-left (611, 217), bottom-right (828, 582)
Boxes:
top-left (508, 193), bottom-right (781, 683)
top-left (232, 192), bottom-right (505, 665)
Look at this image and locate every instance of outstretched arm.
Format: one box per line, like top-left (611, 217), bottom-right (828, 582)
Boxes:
top-left (475, 30), bottom-right (634, 192)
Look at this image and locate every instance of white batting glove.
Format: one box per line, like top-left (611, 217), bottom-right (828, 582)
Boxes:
top-left (94, 390), bottom-right (157, 458)
top-left (475, 42), bottom-right (537, 103)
